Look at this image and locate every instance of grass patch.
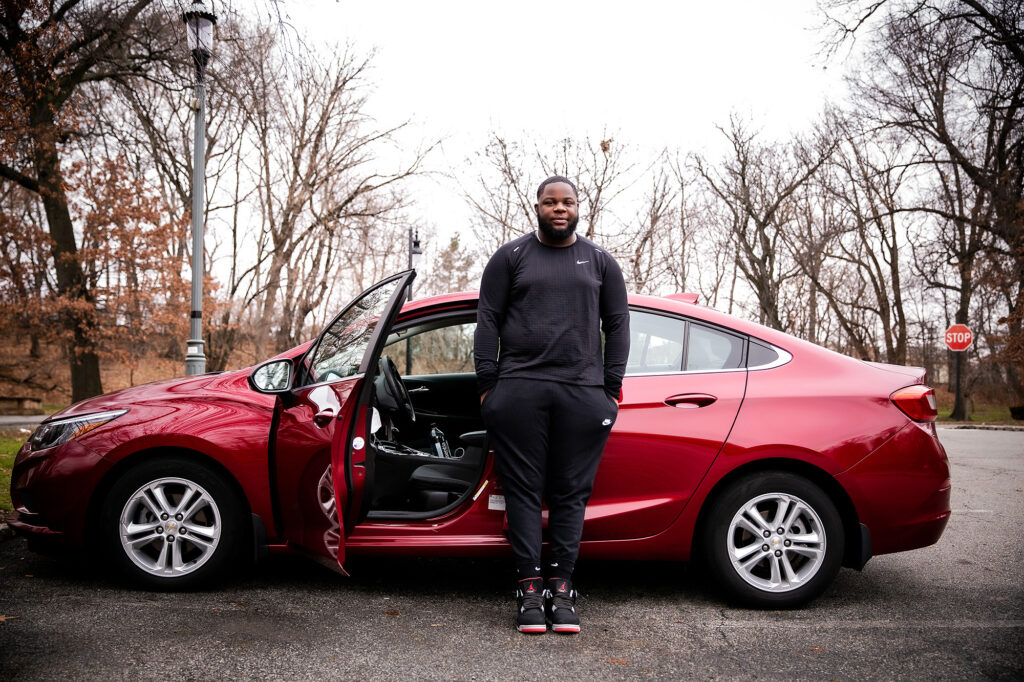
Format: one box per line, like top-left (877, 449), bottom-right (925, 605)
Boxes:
top-left (43, 402), bottom-right (68, 415)
top-left (936, 400), bottom-right (1016, 424)
top-left (0, 429), bottom-right (28, 512)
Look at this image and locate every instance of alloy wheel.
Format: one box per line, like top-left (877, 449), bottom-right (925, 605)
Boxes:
top-left (118, 476), bottom-right (222, 577)
top-left (727, 492), bottom-right (826, 593)
top-left (317, 466), bottom-right (340, 558)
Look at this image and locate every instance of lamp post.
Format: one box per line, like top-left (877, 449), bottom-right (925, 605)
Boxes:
top-left (182, 1), bottom-right (217, 376)
top-left (406, 227), bottom-right (422, 373)
top-left (408, 227), bottom-right (423, 280)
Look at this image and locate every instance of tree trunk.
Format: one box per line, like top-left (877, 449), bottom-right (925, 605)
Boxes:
top-left (33, 116), bottom-right (103, 402)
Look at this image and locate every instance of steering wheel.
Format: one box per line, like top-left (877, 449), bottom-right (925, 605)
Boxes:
top-left (376, 355), bottom-right (416, 422)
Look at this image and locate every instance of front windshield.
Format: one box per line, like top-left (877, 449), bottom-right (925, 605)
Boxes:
top-left (304, 279), bottom-right (403, 384)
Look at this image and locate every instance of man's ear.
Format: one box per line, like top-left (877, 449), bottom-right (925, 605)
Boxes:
top-left (533, 202), bottom-right (539, 215)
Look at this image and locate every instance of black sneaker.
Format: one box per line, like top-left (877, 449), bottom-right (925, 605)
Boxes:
top-left (546, 577), bottom-right (580, 634)
top-left (516, 577), bottom-right (547, 633)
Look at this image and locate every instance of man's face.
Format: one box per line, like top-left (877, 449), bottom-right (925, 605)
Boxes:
top-left (535, 182), bottom-right (579, 242)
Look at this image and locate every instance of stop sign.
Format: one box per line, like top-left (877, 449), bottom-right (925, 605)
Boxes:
top-left (945, 324), bottom-right (973, 351)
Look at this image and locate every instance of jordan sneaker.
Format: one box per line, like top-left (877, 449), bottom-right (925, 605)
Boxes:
top-left (546, 577), bottom-right (580, 634)
top-left (515, 577), bottom-right (547, 633)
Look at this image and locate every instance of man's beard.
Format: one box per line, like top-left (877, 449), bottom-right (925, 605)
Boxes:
top-left (537, 213), bottom-right (579, 242)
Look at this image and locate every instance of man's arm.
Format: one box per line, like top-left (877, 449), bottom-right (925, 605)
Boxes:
top-left (474, 249), bottom-right (510, 397)
top-left (599, 254), bottom-right (630, 399)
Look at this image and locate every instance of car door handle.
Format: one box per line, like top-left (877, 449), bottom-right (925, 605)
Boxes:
top-left (665, 393), bottom-right (717, 409)
top-left (408, 386), bottom-right (429, 394)
top-left (313, 408), bottom-right (336, 427)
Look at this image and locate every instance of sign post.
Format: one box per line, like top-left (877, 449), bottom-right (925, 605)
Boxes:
top-left (945, 324), bottom-right (972, 421)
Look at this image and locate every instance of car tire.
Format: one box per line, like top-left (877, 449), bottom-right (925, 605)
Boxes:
top-left (100, 458), bottom-right (247, 590)
top-left (703, 471), bottom-right (844, 608)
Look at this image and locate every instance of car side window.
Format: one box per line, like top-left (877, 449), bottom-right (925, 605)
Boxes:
top-left (383, 320), bottom-right (477, 376)
top-left (747, 341), bottom-right (780, 368)
top-left (627, 311), bottom-right (685, 374)
top-left (302, 278), bottom-right (404, 386)
top-left (686, 323), bottom-right (745, 371)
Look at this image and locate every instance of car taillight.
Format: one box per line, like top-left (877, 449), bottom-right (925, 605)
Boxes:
top-left (891, 385), bottom-right (938, 422)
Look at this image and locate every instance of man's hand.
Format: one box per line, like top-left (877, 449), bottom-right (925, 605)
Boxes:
top-left (480, 391), bottom-right (489, 405)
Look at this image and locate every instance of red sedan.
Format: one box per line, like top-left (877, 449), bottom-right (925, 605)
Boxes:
top-left (9, 271), bottom-right (950, 607)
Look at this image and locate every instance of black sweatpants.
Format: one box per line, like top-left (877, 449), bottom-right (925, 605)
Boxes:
top-left (481, 377), bottom-right (618, 572)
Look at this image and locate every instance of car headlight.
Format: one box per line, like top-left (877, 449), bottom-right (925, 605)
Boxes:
top-left (28, 409), bottom-right (129, 451)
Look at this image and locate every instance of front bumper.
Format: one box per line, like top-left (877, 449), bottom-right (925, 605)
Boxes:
top-left (836, 421), bottom-right (951, 556)
top-left (10, 438), bottom-right (113, 547)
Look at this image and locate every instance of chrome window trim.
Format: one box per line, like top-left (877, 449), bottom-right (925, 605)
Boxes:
top-left (625, 367), bottom-right (747, 378)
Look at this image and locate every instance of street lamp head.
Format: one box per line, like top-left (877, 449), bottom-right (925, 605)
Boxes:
top-left (182, 1), bottom-right (217, 71)
top-left (411, 230), bottom-right (423, 269)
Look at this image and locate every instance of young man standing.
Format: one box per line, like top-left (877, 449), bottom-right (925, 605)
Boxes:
top-left (474, 175), bottom-right (630, 634)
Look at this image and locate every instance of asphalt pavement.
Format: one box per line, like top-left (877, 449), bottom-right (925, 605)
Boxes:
top-left (0, 428), bottom-right (1021, 680)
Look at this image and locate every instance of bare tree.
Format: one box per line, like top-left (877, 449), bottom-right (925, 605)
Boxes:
top-left (536, 135), bottom-right (638, 241)
top-left (823, 0), bottom-right (1024, 407)
top-left (694, 116), bottom-right (833, 330)
top-left (463, 132), bottom-right (639, 258)
top-left (223, 38), bottom-right (432, 354)
top-left (790, 114), bottom-right (913, 362)
top-left (462, 135), bottom-right (538, 257)
top-left (622, 159), bottom-right (677, 293)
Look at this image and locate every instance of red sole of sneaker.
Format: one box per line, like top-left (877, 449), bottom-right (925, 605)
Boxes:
top-left (552, 626), bottom-right (580, 634)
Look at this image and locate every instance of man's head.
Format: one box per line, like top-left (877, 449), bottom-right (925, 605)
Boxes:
top-left (534, 176), bottom-right (579, 243)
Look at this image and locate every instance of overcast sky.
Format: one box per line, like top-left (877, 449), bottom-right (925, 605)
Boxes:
top-left (276, 1), bottom-right (851, 246)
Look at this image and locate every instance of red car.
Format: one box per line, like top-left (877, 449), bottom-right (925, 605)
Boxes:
top-left (10, 271), bottom-right (950, 607)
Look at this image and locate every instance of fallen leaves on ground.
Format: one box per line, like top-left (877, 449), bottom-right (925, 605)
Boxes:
top-left (0, 615), bottom-right (19, 622)
top-left (607, 659), bottom-right (630, 665)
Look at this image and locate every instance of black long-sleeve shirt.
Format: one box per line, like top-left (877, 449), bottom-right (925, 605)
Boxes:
top-left (474, 232), bottom-right (630, 397)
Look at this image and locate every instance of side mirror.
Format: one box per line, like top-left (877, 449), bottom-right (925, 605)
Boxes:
top-left (248, 358), bottom-right (294, 394)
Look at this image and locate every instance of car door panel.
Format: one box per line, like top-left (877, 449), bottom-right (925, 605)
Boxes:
top-left (326, 272), bottom-right (415, 570)
top-left (269, 271), bottom-right (414, 567)
top-left (582, 370), bottom-right (747, 541)
top-left (273, 378), bottom-right (358, 562)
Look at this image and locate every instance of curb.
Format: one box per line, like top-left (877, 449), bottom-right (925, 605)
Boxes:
top-left (938, 424), bottom-right (1024, 432)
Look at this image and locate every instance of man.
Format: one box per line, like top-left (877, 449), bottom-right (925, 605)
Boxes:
top-left (474, 175), bottom-right (629, 634)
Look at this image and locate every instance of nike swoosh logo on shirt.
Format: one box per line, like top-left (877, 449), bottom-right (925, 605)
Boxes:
top-left (576, 260), bottom-right (589, 265)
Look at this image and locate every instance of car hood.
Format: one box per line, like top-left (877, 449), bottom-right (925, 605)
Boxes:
top-left (46, 372), bottom-right (232, 422)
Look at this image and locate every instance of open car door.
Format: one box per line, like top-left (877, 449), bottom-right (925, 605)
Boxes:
top-left (265, 270), bottom-right (413, 569)
top-left (319, 270), bottom-right (414, 568)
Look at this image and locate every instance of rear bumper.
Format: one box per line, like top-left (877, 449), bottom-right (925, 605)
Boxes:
top-left (836, 421), bottom-right (951, 556)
